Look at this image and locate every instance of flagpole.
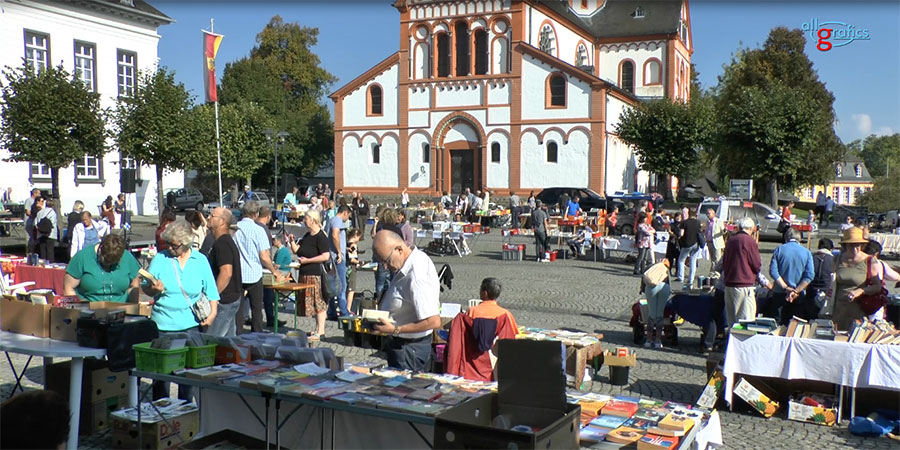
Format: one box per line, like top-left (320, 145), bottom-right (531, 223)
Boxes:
top-left (211, 18), bottom-right (223, 207)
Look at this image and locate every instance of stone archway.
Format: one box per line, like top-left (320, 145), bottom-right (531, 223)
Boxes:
top-left (431, 112), bottom-right (487, 195)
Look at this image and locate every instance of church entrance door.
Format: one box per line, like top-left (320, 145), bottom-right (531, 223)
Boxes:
top-left (450, 149), bottom-right (475, 195)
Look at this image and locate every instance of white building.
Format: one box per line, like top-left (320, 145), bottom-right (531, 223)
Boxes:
top-left (330, 0), bottom-right (693, 197)
top-left (0, 0), bottom-right (181, 216)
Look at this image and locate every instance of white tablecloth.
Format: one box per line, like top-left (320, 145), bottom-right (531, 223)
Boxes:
top-left (870, 233), bottom-right (900, 254)
top-left (722, 334), bottom-right (900, 404)
top-left (597, 236), bottom-right (670, 255)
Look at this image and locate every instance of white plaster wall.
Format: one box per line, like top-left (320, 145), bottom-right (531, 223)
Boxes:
top-left (435, 84), bottom-right (483, 108)
top-left (528, 7), bottom-right (591, 68)
top-left (606, 95), bottom-right (632, 133)
top-left (342, 64), bottom-right (398, 127)
top-left (409, 87), bottom-right (430, 109)
top-left (487, 82), bottom-right (510, 104)
top-left (597, 42), bottom-right (665, 98)
top-left (407, 133), bottom-right (431, 188)
top-left (343, 134), bottom-right (399, 187)
top-left (604, 135), bottom-right (642, 194)
top-left (444, 123), bottom-right (479, 144)
top-left (0, 0), bottom-right (183, 216)
top-left (487, 107), bottom-right (510, 126)
top-left (521, 56), bottom-right (590, 120)
top-left (409, 111), bottom-right (430, 128)
top-left (486, 132), bottom-right (510, 188)
top-left (520, 129), bottom-right (589, 189)
top-left (492, 36), bottom-right (510, 74)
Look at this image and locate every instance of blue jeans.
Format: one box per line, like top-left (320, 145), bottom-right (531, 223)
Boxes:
top-left (645, 282), bottom-right (671, 326)
top-left (152, 328), bottom-right (198, 401)
top-left (208, 300), bottom-right (240, 337)
top-left (328, 259), bottom-right (350, 317)
top-left (375, 263), bottom-right (391, 298)
top-left (677, 243), bottom-right (700, 286)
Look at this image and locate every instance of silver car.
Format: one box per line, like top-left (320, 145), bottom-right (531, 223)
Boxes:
top-left (165, 188), bottom-right (204, 211)
top-left (697, 199), bottom-right (783, 240)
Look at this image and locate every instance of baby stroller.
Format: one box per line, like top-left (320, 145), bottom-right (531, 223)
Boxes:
top-left (629, 299), bottom-right (679, 346)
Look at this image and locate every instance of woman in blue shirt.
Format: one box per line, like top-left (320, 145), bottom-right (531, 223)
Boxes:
top-left (143, 220), bottom-right (220, 400)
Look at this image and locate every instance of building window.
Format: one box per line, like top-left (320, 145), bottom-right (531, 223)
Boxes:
top-left (371, 144), bottom-right (381, 164)
top-left (842, 186), bottom-right (850, 204)
top-left (491, 142), bottom-right (501, 163)
top-left (835, 164), bottom-right (842, 177)
top-left (422, 143), bottom-right (430, 163)
top-left (547, 73), bottom-right (566, 108)
top-left (679, 20), bottom-right (689, 43)
top-left (436, 33), bottom-right (451, 77)
top-left (620, 60), bottom-right (635, 93)
top-left (24, 31), bottom-right (49, 72)
top-left (832, 186), bottom-right (840, 201)
top-left (74, 41), bottom-right (96, 92)
top-left (546, 141), bottom-right (558, 163)
top-left (473, 29), bottom-right (488, 75)
top-left (454, 21), bottom-right (469, 77)
top-left (643, 59), bottom-right (661, 85)
top-left (117, 50), bottom-right (136, 97)
top-left (367, 85), bottom-right (383, 116)
top-left (539, 24), bottom-right (556, 55)
top-left (854, 164), bottom-right (861, 177)
top-left (121, 156), bottom-right (138, 169)
top-left (632, 7), bottom-right (645, 18)
top-left (76, 155), bottom-right (101, 180)
top-left (576, 44), bottom-right (588, 67)
top-left (30, 162), bottom-right (50, 178)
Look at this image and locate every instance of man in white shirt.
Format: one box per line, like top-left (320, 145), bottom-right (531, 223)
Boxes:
top-left (373, 230), bottom-right (440, 371)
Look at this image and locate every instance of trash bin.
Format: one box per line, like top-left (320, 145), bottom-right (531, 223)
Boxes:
top-left (609, 365), bottom-right (630, 386)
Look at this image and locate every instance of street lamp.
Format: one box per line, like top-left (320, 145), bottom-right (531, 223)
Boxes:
top-left (264, 129), bottom-right (289, 216)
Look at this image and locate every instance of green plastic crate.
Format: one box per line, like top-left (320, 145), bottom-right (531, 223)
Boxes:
top-left (133, 342), bottom-right (189, 374)
top-left (186, 344), bottom-right (217, 369)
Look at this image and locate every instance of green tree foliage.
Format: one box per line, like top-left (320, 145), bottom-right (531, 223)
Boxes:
top-left (0, 63), bottom-right (107, 206)
top-left (856, 176), bottom-right (900, 212)
top-left (847, 133), bottom-right (900, 178)
top-left (193, 101), bottom-right (275, 185)
top-left (615, 98), bottom-right (713, 182)
top-left (219, 16), bottom-right (336, 186)
top-left (713, 27), bottom-right (843, 205)
top-left (112, 69), bottom-right (199, 217)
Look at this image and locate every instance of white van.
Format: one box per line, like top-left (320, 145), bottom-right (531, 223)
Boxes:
top-left (697, 198), bottom-right (783, 240)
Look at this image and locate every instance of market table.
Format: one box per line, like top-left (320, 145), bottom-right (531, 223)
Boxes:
top-left (870, 232), bottom-right (900, 255)
top-left (0, 218), bottom-right (25, 238)
top-left (723, 333), bottom-right (900, 418)
top-left (1, 331), bottom-right (109, 450)
top-left (270, 282), bottom-right (317, 332)
top-left (14, 264), bottom-right (66, 294)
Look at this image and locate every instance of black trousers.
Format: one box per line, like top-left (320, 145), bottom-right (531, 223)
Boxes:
top-left (37, 237), bottom-right (55, 262)
top-left (704, 289), bottom-right (726, 348)
top-left (240, 280), bottom-right (264, 333)
top-left (384, 335), bottom-right (433, 372)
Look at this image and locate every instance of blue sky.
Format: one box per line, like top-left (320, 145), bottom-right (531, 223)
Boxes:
top-left (154, 1), bottom-right (899, 144)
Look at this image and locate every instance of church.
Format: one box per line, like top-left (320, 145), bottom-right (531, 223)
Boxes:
top-left (330, 0), bottom-right (692, 197)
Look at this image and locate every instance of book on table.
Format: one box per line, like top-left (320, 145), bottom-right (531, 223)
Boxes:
top-left (637, 433), bottom-right (680, 450)
top-left (605, 426), bottom-right (644, 444)
top-left (579, 425), bottom-right (613, 444)
top-left (602, 400), bottom-right (640, 417)
top-left (590, 415), bottom-right (629, 429)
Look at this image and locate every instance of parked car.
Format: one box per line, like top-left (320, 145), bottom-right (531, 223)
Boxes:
top-left (608, 190), bottom-right (653, 204)
top-left (885, 210), bottom-right (899, 231)
top-left (204, 191), bottom-right (271, 216)
top-left (164, 188), bottom-right (204, 211)
top-left (536, 187), bottom-right (625, 215)
top-left (697, 198), bottom-right (783, 240)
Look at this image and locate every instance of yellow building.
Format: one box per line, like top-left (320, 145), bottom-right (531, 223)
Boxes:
top-left (796, 158), bottom-right (874, 206)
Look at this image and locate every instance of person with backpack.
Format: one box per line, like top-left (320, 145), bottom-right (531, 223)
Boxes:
top-left (34, 197), bottom-right (58, 262)
top-left (805, 238), bottom-right (835, 320)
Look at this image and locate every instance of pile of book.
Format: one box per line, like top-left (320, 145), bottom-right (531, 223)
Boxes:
top-left (516, 327), bottom-right (602, 347)
top-left (569, 394), bottom-right (712, 449)
top-left (843, 318), bottom-right (900, 344)
top-left (729, 317), bottom-right (778, 336)
top-left (176, 361), bottom-right (495, 418)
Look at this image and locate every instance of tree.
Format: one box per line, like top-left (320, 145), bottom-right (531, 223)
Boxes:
top-left (0, 63), bottom-right (107, 210)
top-left (848, 133), bottom-right (900, 178)
top-left (112, 69), bottom-right (199, 217)
top-left (615, 98), bottom-right (713, 184)
top-left (713, 27), bottom-right (843, 206)
top-left (856, 176), bottom-right (900, 212)
top-left (219, 16), bottom-right (336, 186)
top-left (193, 101), bottom-right (275, 185)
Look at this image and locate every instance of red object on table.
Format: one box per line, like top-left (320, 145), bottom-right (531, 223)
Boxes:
top-left (792, 224), bottom-right (813, 232)
top-left (15, 264), bottom-right (67, 294)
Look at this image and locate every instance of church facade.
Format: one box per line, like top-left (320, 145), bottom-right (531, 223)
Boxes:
top-left (330, 0), bottom-right (692, 197)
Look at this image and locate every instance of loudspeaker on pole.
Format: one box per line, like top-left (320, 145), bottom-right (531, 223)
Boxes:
top-left (120, 168), bottom-right (136, 193)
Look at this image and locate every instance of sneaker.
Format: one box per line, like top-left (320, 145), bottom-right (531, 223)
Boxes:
top-left (699, 346), bottom-right (714, 354)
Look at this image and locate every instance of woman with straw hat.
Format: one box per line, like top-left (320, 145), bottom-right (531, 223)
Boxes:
top-left (832, 227), bottom-right (885, 330)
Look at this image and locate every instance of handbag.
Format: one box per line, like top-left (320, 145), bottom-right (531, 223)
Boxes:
top-left (856, 257), bottom-right (888, 315)
top-left (319, 254), bottom-right (340, 300)
top-left (171, 259), bottom-right (212, 323)
top-left (776, 220), bottom-right (789, 233)
top-left (697, 230), bottom-right (707, 249)
top-left (642, 261), bottom-right (669, 288)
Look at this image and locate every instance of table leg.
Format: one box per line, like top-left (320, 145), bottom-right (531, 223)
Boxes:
top-left (837, 385), bottom-right (844, 425)
top-left (265, 396), bottom-right (270, 450)
top-left (5, 352), bottom-right (32, 398)
top-left (274, 293), bottom-right (279, 334)
top-left (128, 375), bottom-right (138, 407)
top-left (850, 388), bottom-right (856, 419)
top-left (66, 357), bottom-right (85, 450)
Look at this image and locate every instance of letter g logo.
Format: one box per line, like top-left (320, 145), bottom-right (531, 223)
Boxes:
top-left (817, 28), bottom-right (833, 51)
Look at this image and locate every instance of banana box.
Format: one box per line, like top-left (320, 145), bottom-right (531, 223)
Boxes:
top-left (787, 393), bottom-right (837, 426)
top-left (733, 377), bottom-right (780, 418)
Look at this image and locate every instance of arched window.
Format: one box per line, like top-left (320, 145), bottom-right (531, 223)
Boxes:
top-left (473, 29), bottom-right (488, 75)
top-left (454, 21), bottom-right (469, 76)
top-left (576, 44), bottom-right (588, 67)
top-left (854, 164), bottom-right (861, 177)
top-left (835, 164), bottom-right (842, 177)
top-left (422, 143), bottom-right (430, 163)
top-left (372, 144), bottom-right (381, 164)
top-left (643, 59), bottom-right (661, 85)
top-left (539, 24), bottom-right (556, 56)
top-left (546, 141), bottom-right (558, 163)
top-left (546, 74), bottom-right (566, 108)
top-left (491, 142), bottom-right (501, 163)
top-left (632, 6), bottom-right (645, 18)
top-left (367, 85), bottom-right (383, 116)
top-left (620, 60), bottom-right (635, 93)
top-left (436, 33), bottom-right (451, 77)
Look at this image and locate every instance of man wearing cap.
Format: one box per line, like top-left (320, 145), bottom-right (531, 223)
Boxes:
top-left (241, 185), bottom-right (253, 204)
top-left (532, 200), bottom-right (551, 262)
top-left (721, 217), bottom-right (762, 327)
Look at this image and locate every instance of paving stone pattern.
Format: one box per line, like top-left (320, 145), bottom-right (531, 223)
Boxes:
top-left (2, 224), bottom-right (894, 449)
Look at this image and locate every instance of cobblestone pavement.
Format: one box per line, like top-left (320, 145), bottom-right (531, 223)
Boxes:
top-left (2, 225), bottom-right (896, 449)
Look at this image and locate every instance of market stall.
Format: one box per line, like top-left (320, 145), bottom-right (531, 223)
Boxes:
top-left (15, 263), bottom-right (67, 294)
top-left (870, 232), bottom-right (900, 255)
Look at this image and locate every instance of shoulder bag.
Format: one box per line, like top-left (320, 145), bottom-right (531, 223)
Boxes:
top-left (855, 257), bottom-right (888, 315)
top-left (171, 259), bottom-right (212, 323)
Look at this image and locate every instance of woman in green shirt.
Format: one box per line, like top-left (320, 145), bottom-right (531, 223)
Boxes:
top-left (64, 234), bottom-right (141, 302)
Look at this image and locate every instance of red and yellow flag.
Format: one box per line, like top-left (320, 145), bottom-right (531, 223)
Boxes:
top-left (202, 30), bottom-right (223, 103)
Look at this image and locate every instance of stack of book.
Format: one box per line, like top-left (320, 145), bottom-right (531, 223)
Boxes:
top-left (516, 327), bottom-right (602, 347)
top-left (842, 318), bottom-right (900, 344)
top-left (730, 317), bottom-right (778, 336)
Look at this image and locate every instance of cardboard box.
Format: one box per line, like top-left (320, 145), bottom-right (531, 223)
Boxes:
top-left (111, 401), bottom-right (199, 450)
top-left (603, 350), bottom-right (637, 367)
top-left (90, 301), bottom-right (136, 318)
top-left (50, 306), bottom-right (83, 341)
top-left (176, 429), bottom-right (288, 450)
top-left (787, 393), bottom-right (838, 426)
top-left (90, 395), bottom-right (128, 432)
top-left (1, 295), bottom-right (52, 337)
top-left (733, 377), bottom-right (780, 418)
top-left (696, 369), bottom-right (726, 409)
top-left (435, 340), bottom-right (580, 449)
top-left (45, 359), bottom-right (130, 434)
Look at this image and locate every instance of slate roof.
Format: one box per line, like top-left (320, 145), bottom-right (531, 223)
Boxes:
top-left (538, 0), bottom-right (683, 39)
top-left (834, 159), bottom-right (874, 183)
